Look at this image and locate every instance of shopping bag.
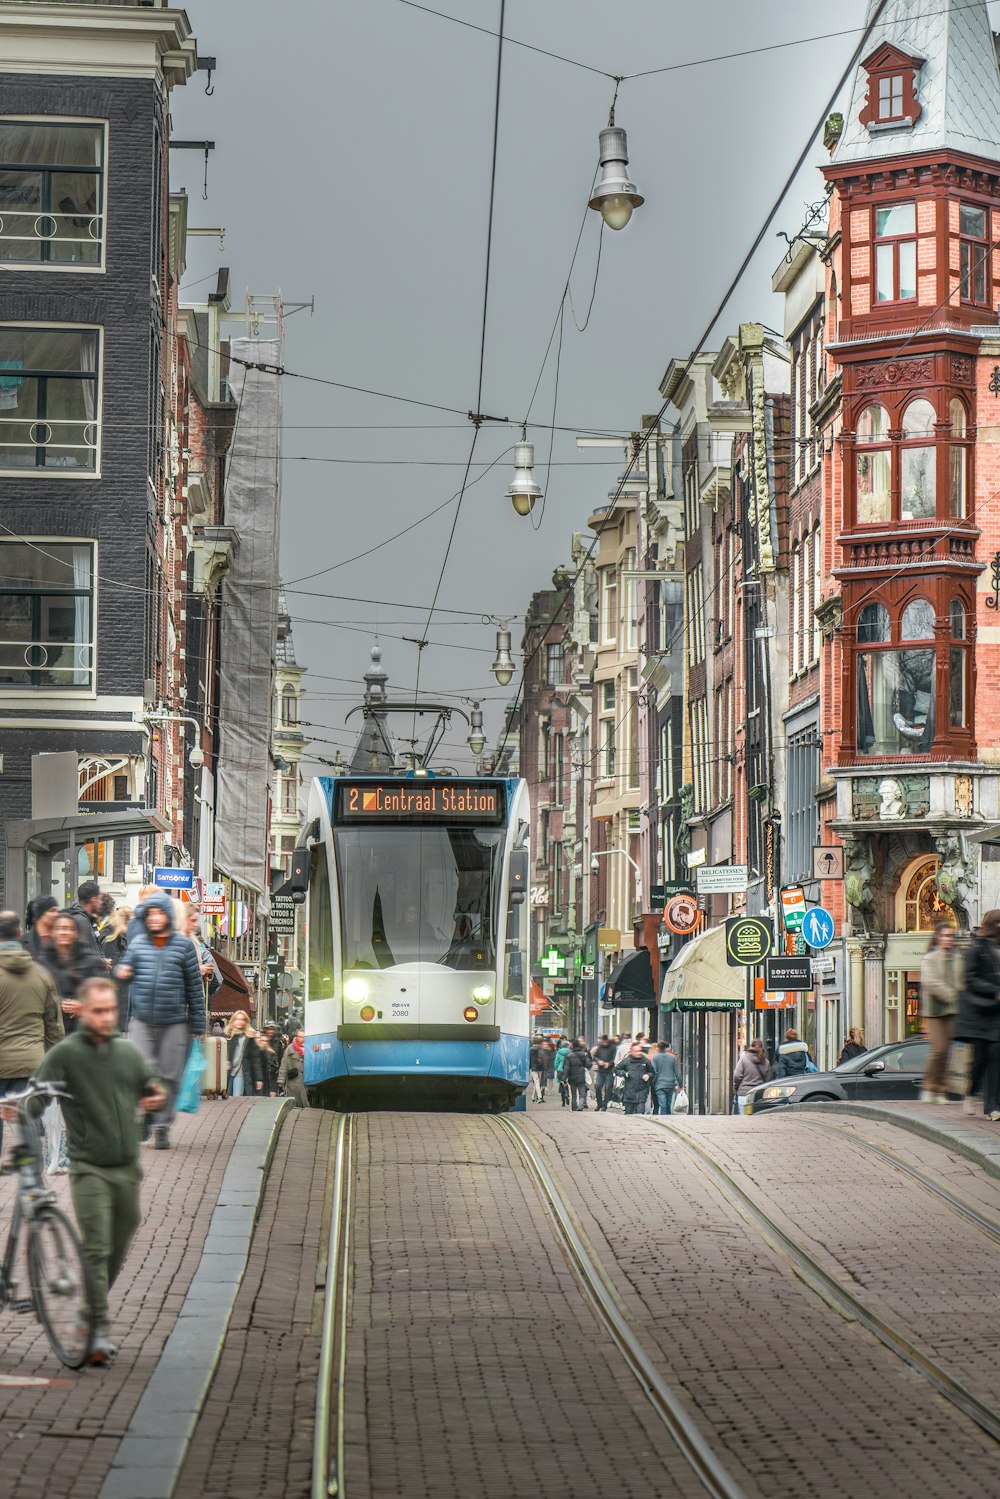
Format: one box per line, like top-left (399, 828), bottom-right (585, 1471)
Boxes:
top-left (176, 1040), bottom-right (207, 1114)
top-left (673, 1087), bottom-right (690, 1115)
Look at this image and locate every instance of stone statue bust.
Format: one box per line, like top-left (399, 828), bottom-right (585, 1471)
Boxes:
top-left (878, 778), bottom-right (905, 820)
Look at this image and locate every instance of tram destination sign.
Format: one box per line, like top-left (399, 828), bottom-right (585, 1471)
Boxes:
top-left (334, 780), bottom-right (504, 824)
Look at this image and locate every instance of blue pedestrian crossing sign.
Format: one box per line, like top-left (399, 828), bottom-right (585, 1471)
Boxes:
top-left (801, 906), bottom-right (835, 950)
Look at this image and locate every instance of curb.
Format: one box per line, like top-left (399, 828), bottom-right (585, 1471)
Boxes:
top-left (99, 1099), bottom-right (293, 1499)
top-left (802, 1100), bottom-right (1000, 1182)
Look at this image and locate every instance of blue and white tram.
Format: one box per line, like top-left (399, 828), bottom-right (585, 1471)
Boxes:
top-left (299, 773), bottom-right (531, 1109)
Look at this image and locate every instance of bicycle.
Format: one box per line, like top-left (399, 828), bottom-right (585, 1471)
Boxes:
top-left (0, 1080), bottom-right (94, 1368)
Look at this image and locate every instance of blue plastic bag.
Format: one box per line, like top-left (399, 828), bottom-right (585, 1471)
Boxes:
top-left (805, 1057), bottom-right (818, 1073)
top-left (175, 1040), bottom-right (206, 1114)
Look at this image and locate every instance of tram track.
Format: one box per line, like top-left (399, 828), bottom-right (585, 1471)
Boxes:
top-left (495, 1116), bottom-right (749, 1499)
top-left (313, 1112), bottom-right (355, 1499)
top-left (648, 1119), bottom-right (1000, 1448)
top-left (797, 1114), bottom-right (1000, 1246)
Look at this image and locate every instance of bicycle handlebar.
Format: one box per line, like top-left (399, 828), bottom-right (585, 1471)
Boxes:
top-left (4, 1080), bottom-right (70, 1106)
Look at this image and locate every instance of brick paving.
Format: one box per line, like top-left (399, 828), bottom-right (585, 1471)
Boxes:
top-left (172, 1109), bottom-right (335, 1499)
top-left (525, 1104), bottom-right (1000, 1498)
top-left (0, 1101), bottom-right (254, 1499)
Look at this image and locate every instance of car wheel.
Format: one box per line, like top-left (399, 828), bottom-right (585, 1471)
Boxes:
top-left (804, 1093), bottom-right (838, 1102)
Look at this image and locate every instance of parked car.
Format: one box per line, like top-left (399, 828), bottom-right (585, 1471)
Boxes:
top-left (744, 1036), bottom-right (932, 1115)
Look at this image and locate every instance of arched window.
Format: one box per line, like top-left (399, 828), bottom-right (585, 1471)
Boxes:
top-left (855, 405), bottom-right (891, 523)
top-left (857, 603), bottom-right (890, 643)
top-left (281, 686), bottom-right (298, 726)
top-left (900, 598), bottom-right (934, 639)
top-left (949, 398), bottom-right (969, 518)
top-left (901, 858), bottom-right (954, 933)
top-left (900, 398), bottom-right (937, 520)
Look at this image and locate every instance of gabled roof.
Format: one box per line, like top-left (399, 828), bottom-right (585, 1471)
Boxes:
top-left (834, 0), bottom-right (1000, 168)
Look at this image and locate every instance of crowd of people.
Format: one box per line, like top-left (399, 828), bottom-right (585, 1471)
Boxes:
top-left (0, 879), bottom-right (307, 1367)
top-left (529, 1032), bottom-right (685, 1115)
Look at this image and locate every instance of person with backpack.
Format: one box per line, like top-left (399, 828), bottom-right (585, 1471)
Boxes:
top-left (553, 1036), bottom-right (572, 1107)
top-left (732, 1037), bottom-right (772, 1115)
top-left (773, 1029), bottom-right (811, 1079)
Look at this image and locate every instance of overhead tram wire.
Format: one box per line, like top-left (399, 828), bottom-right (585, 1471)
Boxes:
top-left (411, 0), bottom-right (507, 746)
top-left (493, 0), bottom-right (894, 767)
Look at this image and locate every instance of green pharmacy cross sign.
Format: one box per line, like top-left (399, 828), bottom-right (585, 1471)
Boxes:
top-left (539, 947), bottom-right (567, 978)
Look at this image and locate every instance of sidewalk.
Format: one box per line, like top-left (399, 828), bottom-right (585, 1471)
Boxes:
top-left (806, 1098), bottom-right (1000, 1177)
top-left (0, 1099), bottom-right (286, 1499)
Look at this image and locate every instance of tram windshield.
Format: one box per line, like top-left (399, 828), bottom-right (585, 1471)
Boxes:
top-left (333, 825), bottom-right (502, 972)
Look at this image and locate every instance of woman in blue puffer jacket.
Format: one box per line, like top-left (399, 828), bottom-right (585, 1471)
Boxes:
top-left (115, 894), bottom-right (205, 1149)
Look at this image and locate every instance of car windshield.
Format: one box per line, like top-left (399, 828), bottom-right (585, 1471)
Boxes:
top-left (333, 824), bottom-right (503, 971)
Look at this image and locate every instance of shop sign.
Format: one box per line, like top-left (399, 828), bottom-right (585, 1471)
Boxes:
top-left (725, 917), bottom-right (772, 967)
top-left (667, 996), bottom-right (744, 1013)
top-left (764, 821), bottom-right (776, 903)
top-left (685, 848), bottom-right (707, 869)
top-left (753, 976), bottom-right (796, 1011)
top-left (597, 927), bottom-right (621, 951)
top-left (553, 982), bottom-right (575, 997)
top-left (202, 881), bottom-right (226, 915)
top-left (764, 956), bottom-right (812, 992)
top-left (581, 963), bottom-right (596, 979)
top-left (153, 866), bottom-right (193, 890)
top-left (649, 883), bottom-right (666, 912)
top-left (779, 886), bottom-right (807, 933)
top-left (813, 845), bottom-right (844, 881)
top-left (696, 864), bottom-right (748, 894)
top-left (663, 892), bottom-right (702, 936)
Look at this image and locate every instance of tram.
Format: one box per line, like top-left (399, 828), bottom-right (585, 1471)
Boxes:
top-left (298, 773), bottom-right (531, 1110)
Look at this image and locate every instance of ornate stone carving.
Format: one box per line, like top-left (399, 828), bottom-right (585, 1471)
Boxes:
top-left (855, 357), bottom-right (933, 390)
top-left (955, 774), bottom-right (974, 818)
top-left (852, 775), bottom-right (930, 821)
top-left (844, 834), bottom-right (876, 912)
top-left (936, 833), bottom-right (974, 921)
top-left (950, 355), bottom-right (973, 384)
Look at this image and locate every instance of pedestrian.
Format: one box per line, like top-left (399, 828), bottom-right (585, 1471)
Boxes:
top-left (773, 1029), bottom-right (811, 1078)
top-left (954, 908), bottom-right (1000, 1120)
top-left (67, 879), bottom-right (105, 960)
top-left (125, 887), bottom-right (159, 944)
top-left (732, 1037), bottom-right (772, 1115)
top-left (181, 907), bottom-right (215, 984)
top-left (100, 906), bottom-right (132, 1030)
top-left (277, 1027), bottom-right (309, 1107)
top-left (591, 1034), bottom-right (617, 1111)
top-left (529, 1037), bottom-right (550, 1103)
top-left (553, 1035), bottom-right (572, 1106)
top-left (562, 1036), bottom-right (593, 1111)
top-left (210, 1018), bottom-right (225, 1038)
top-left (0, 911), bottom-right (63, 1151)
top-left (614, 1032), bottom-right (632, 1065)
top-left (96, 893), bottom-right (117, 942)
top-left (36, 912), bottom-right (107, 1034)
top-left (616, 1040), bottom-right (654, 1115)
top-left (254, 1030), bottom-right (279, 1096)
top-left (33, 976), bottom-right (167, 1367)
top-left (261, 1021), bottom-right (285, 1067)
top-left (651, 1040), bottom-right (684, 1116)
top-left (920, 920), bottom-right (961, 1103)
top-left (225, 1010), bottom-right (265, 1097)
top-left (24, 895), bottom-right (59, 960)
top-left (837, 1028), bottom-right (866, 1065)
top-left (113, 894), bottom-right (205, 1149)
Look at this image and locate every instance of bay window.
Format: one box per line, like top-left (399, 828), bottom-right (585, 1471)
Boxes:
top-left (949, 599), bottom-right (967, 730)
top-left (949, 399), bottom-right (969, 518)
top-left (0, 119), bottom-right (105, 268)
top-left (899, 399), bottom-right (936, 520)
top-left (0, 540), bottom-right (94, 690)
top-left (0, 325), bottom-right (100, 472)
top-left (959, 204), bottom-right (988, 305)
top-left (855, 404), bottom-right (891, 523)
top-left (852, 394), bottom-right (973, 527)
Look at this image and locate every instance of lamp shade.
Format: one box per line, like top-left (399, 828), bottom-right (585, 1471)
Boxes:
top-left (588, 125), bottom-right (643, 230)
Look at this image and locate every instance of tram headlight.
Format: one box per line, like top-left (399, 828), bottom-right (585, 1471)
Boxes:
top-left (463, 1006), bottom-right (479, 1022)
top-left (344, 977), bottom-right (369, 1004)
top-left (359, 1005), bottom-right (376, 1022)
top-left (471, 984), bottom-right (492, 1003)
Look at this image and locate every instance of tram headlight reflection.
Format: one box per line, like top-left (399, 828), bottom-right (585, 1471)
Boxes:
top-left (344, 977), bottom-right (369, 1004)
top-left (471, 984), bottom-right (492, 1003)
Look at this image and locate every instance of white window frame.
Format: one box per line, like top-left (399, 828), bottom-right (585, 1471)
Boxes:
top-left (0, 321), bottom-right (103, 479)
top-left (0, 535), bottom-right (97, 698)
top-left (0, 117), bottom-right (108, 274)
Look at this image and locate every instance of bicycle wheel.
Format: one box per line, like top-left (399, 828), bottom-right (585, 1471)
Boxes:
top-left (28, 1207), bottom-right (95, 1368)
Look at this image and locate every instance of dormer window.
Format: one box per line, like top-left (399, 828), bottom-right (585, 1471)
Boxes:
top-left (859, 43), bottom-right (923, 133)
top-left (879, 75), bottom-right (904, 121)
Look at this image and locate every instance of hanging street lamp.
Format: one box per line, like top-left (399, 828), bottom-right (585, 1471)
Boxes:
top-left (507, 427), bottom-right (542, 516)
top-left (491, 625), bottom-right (515, 686)
top-left (588, 123), bottom-right (643, 231)
top-left (467, 702), bottom-right (486, 756)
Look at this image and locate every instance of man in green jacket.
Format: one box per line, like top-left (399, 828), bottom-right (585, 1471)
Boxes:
top-left (34, 975), bottom-right (165, 1367)
top-left (0, 910), bottom-right (63, 1148)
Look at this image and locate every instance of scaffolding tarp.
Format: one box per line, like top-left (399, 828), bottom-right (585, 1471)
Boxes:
top-left (214, 336), bottom-right (281, 897)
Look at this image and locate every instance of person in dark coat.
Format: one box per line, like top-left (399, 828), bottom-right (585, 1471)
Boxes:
top-left (562, 1037), bottom-right (593, 1111)
top-left (591, 1035), bottom-right (618, 1111)
top-left (67, 880), bottom-right (105, 960)
top-left (954, 909), bottom-right (1000, 1120)
top-left (773, 1030), bottom-right (811, 1078)
top-left (837, 1028), bottom-right (866, 1065)
top-left (24, 895), bottom-right (59, 960)
top-left (616, 1041), bottom-right (654, 1115)
top-left (529, 1039), bottom-right (553, 1103)
top-left (224, 1010), bottom-right (265, 1097)
top-left (36, 912), bottom-right (107, 1035)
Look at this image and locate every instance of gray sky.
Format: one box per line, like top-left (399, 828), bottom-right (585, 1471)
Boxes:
top-left (169, 0), bottom-right (975, 776)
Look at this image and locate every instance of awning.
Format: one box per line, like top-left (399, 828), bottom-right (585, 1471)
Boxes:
top-left (660, 925), bottom-right (745, 1012)
top-left (209, 949), bottom-right (253, 1015)
top-left (604, 946), bottom-right (655, 1007)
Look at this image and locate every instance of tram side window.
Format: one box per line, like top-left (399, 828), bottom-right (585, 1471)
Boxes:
top-left (307, 850), bottom-right (334, 1000)
top-left (504, 889), bottom-right (527, 1000)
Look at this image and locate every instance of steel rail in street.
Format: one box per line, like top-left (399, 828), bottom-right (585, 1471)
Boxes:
top-left (313, 1113), bottom-right (355, 1499)
top-left (649, 1120), bottom-right (1000, 1446)
top-left (495, 1116), bottom-right (749, 1499)
top-left (798, 1116), bottom-right (1000, 1247)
